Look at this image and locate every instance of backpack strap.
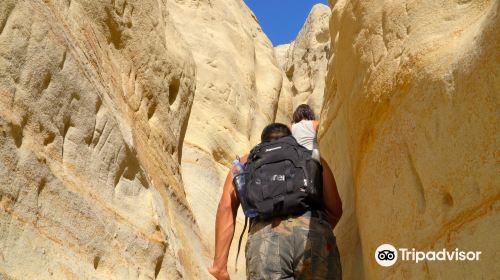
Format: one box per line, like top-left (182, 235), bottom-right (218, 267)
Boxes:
top-left (234, 216), bottom-right (248, 272)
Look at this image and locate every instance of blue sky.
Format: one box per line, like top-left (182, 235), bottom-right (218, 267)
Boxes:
top-left (244, 0), bottom-right (329, 46)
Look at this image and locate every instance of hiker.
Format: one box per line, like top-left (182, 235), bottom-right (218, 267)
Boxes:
top-left (209, 123), bottom-right (343, 280)
top-left (291, 104), bottom-right (320, 161)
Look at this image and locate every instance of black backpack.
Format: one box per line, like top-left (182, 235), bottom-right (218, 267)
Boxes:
top-left (244, 136), bottom-right (323, 219)
top-left (233, 136), bottom-right (324, 270)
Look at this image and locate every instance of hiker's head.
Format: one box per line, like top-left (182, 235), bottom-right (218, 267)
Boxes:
top-left (292, 104), bottom-right (316, 123)
top-left (261, 123), bottom-right (291, 142)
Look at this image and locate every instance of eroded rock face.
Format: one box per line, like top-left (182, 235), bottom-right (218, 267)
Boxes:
top-left (320, 0), bottom-right (499, 279)
top-left (0, 0), bottom-right (207, 279)
top-left (3, 0), bottom-right (497, 278)
top-left (275, 4), bottom-right (331, 122)
top-left (274, 44), bottom-right (294, 124)
top-left (167, 0), bottom-right (282, 277)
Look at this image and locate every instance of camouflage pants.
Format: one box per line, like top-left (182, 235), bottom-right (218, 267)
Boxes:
top-left (245, 211), bottom-right (342, 280)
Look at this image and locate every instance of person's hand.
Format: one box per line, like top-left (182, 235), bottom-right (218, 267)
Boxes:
top-left (208, 266), bottom-right (230, 280)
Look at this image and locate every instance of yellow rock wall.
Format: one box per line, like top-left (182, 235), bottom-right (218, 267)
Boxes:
top-left (167, 0), bottom-right (282, 277)
top-left (320, 0), bottom-right (499, 279)
top-left (0, 0), bottom-right (207, 278)
top-left (0, 0), bottom-right (282, 279)
top-left (1, 0), bottom-right (498, 279)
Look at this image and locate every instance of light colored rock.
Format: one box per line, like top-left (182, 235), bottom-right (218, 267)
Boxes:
top-left (274, 44), bottom-right (294, 124)
top-left (167, 0), bottom-right (282, 278)
top-left (4, 0), bottom-right (496, 278)
top-left (0, 0), bottom-right (282, 278)
top-left (320, 0), bottom-right (499, 279)
top-left (275, 4), bottom-right (331, 121)
top-left (274, 44), bottom-right (291, 70)
top-left (0, 0), bottom-right (208, 279)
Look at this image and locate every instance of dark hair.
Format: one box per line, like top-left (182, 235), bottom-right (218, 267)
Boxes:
top-left (292, 104), bottom-right (316, 123)
top-left (261, 123), bottom-right (291, 142)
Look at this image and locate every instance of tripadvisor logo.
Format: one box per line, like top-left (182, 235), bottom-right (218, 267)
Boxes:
top-left (375, 244), bottom-right (398, 267)
top-left (375, 244), bottom-right (482, 267)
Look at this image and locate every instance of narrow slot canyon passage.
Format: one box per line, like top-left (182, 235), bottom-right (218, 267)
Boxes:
top-left (0, 0), bottom-right (497, 279)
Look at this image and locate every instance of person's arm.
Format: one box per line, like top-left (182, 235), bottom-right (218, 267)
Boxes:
top-left (209, 155), bottom-right (248, 279)
top-left (320, 158), bottom-right (343, 228)
top-left (313, 120), bottom-right (320, 132)
top-left (208, 171), bottom-right (239, 279)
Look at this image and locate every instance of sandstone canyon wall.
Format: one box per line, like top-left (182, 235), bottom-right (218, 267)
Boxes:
top-left (320, 0), bottom-right (499, 279)
top-left (167, 0), bottom-right (282, 278)
top-left (0, 0), bottom-right (283, 279)
top-left (1, 0), bottom-right (498, 279)
top-left (275, 4), bottom-right (331, 123)
top-left (0, 0), bottom-right (207, 278)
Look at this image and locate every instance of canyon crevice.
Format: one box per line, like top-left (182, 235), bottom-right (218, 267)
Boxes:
top-left (0, 0), bottom-right (498, 279)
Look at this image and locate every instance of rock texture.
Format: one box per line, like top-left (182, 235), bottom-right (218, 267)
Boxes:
top-left (274, 44), bottom-right (294, 124)
top-left (0, 0), bottom-right (207, 279)
top-left (168, 0), bottom-right (282, 277)
top-left (320, 0), bottom-right (499, 279)
top-left (2, 0), bottom-right (498, 279)
top-left (275, 4), bottom-right (331, 123)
